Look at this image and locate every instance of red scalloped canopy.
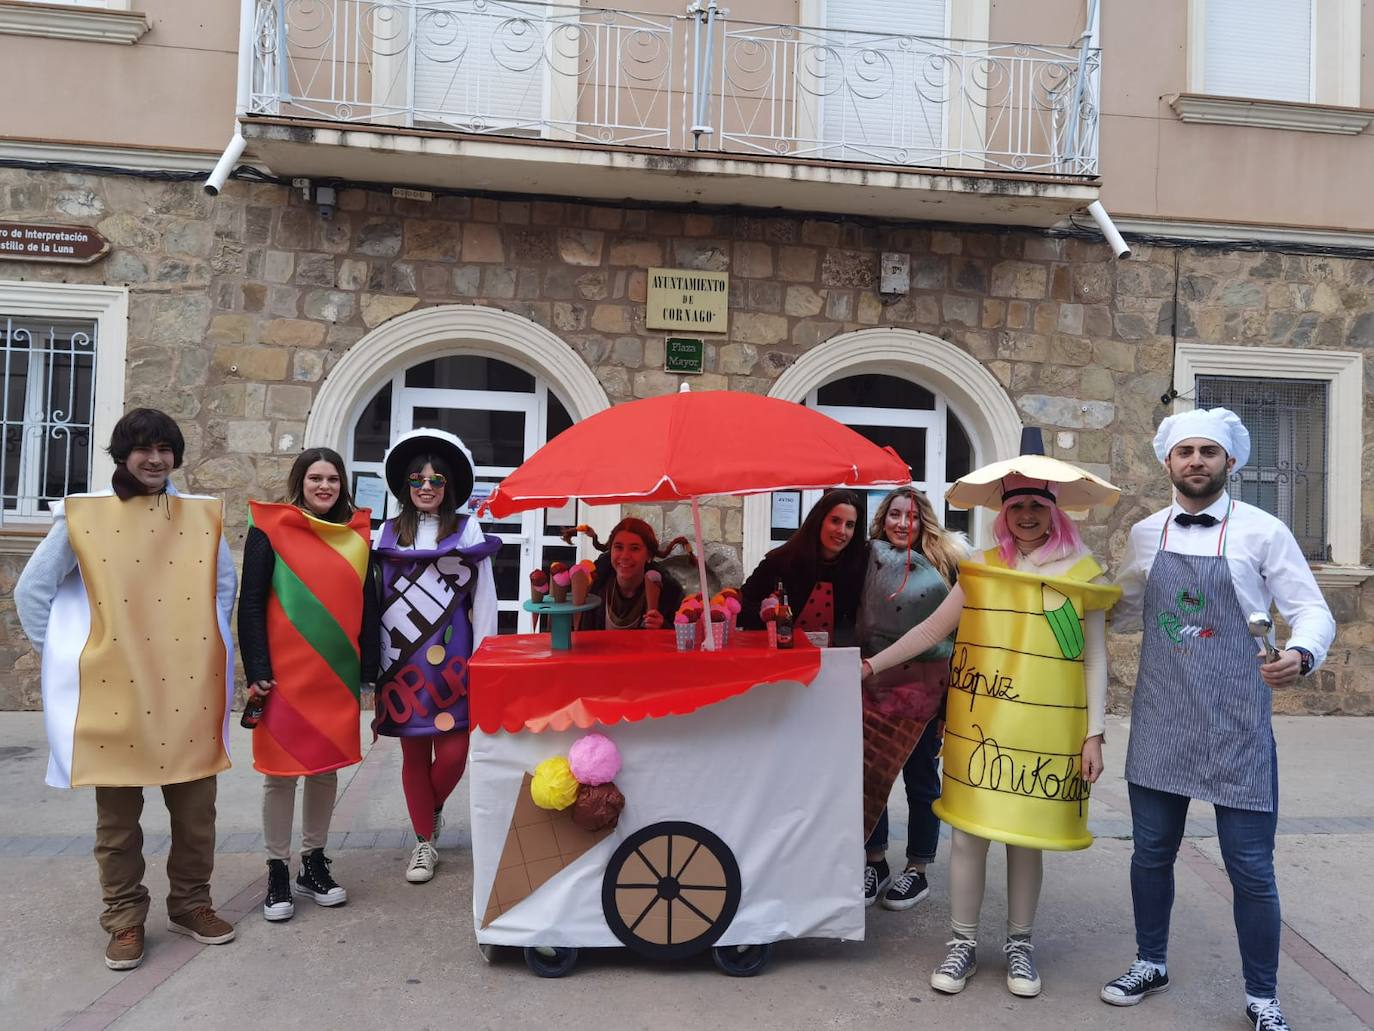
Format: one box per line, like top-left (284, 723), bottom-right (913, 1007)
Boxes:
top-left (468, 630), bottom-right (824, 734)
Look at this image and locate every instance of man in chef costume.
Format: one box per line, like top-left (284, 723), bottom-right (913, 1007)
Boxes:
top-left (1099, 407), bottom-right (1335, 1031)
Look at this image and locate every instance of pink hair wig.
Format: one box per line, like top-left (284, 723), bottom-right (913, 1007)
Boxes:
top-left (992, 489), bottom-right (1084, 566)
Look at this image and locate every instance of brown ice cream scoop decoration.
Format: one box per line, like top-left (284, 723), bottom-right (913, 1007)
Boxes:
top-left (572, 781), bottom-right (625, 832)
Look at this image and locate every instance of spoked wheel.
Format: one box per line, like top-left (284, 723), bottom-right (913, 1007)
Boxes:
top-left (601, 821), bottom-right (742, 961)
top-left (523, 946), bottom-right (579, 978)
top-left (712, 943), bottom-right (773, 977)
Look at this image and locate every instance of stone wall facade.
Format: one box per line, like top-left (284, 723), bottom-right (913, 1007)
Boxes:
top-left (1, 166), bottom-right (1371, 713)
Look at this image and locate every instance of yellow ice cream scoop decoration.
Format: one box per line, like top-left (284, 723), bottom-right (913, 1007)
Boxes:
top-left (933, 551), bottom-right (1120, 852)
top-left (531, 756), bottom-right (580, 811)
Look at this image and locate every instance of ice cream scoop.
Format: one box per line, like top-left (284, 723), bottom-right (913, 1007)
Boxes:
top-left (1247, 611), bottom-right (1279, 663)
top-left (551, 569), bottom-right (571, 603)
top-left (530, 756), bottom-right (579, 811)
top-left (568, 731), bottom-right (621, 785)
top-left (571, 781), bottom-right (625, 832)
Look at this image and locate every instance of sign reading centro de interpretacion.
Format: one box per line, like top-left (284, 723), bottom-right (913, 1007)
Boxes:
top-left (0, 223), bottom-right (110, 265)
top-left (646, 267), bottom-right (728, 332)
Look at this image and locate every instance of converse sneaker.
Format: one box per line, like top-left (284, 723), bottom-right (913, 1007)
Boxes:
top-left (168, 905), bottom-right (236, 945)
top-left (863, 858), bottom-right (891, 907)
top-left (1246, 999), bottom-right (1293, 1031)
top-left (930, 937), bottom-right (978, 994)
top-left (406, 838), bottom-right (438, 884)
top-left (104, 925), bottom-right (145, 970)
top-left (296, 848), bottom-right (347, 907)
top-left (263, 858), bottom-right (295, 922)
top-left (1101, 959), bottom-right (1170, 1006)
top-left (431, 808), bottom-right (445, 845)
top-left (881, 868), bottom-right (930, 911)
top-left (1004, 936), bottom-right (1042, 997)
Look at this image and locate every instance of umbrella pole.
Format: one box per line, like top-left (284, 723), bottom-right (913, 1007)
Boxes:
top-left (691, 496), bottom-right (716, 651)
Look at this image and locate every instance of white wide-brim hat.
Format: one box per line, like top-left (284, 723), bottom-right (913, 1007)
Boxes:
top-left (383, 428), bottom-right (476, 504)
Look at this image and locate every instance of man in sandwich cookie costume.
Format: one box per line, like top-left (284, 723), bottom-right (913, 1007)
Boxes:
top-left (1101, 408), bottom-right (1335, 1031)
top-left (15, 409), bottom-right (239, 972)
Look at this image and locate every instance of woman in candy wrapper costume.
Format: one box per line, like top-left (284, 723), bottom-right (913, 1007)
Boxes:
top-left (856, 487), bottom-right (966, 910)
top-left (862, 474), bottom-right (1116, 999)
top-left (560, 519), bottom-right (689, 630)
top-left (238, 448), bottom-right (379, 922)
top-left (739, 490), bottom-right (867, 647)
top-left (375, 429), bottom-right (501, 884)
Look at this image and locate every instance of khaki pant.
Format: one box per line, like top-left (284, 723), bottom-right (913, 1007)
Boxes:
top-left (262, 772), bottom-right (338, 861)
top-left (93, 776), bottom-right (218, 933)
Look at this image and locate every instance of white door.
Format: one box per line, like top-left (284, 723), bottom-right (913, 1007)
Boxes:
top-left (767, 372), bottom-right (974, 547)
top-left (348, 353), bottom-right (578, 634)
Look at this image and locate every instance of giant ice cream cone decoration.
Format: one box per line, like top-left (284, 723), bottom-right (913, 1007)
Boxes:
top-left (644, 569), bottom-right (662, 614)
top-left (931, 552), bottom-right (1120, 851)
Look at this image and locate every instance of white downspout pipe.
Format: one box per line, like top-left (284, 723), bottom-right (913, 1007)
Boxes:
top-left (1087, 200), bottom-right (1130, 259)
top-left (206, 0), bottom-right (258, 196)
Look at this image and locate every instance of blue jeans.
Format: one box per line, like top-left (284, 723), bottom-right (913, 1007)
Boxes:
top-left (865, 718), bottom-right (942, 864)
top-left (1127, 754), bottom-right (1280, 997)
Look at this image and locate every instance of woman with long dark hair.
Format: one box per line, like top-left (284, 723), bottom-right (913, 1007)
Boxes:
top-left (562, 518), bottom-right (689, 630)
top-left (739, 489), bottom-right (867, 647)
top-left (373, 429), bottom-right (500, 885)
top-left (238, 447), bottom-right (379, 922)
top-left (856, 486), bottom-right (965, 909)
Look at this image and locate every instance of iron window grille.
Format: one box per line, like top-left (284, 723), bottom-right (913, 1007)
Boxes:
top-left (1, 315), bottom-right (97, 522)
top-left (1194, 375), bottom-right (1328, 561)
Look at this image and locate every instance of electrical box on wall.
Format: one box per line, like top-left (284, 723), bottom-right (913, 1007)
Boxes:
top-left (880, 252), bottom-right (910, 295)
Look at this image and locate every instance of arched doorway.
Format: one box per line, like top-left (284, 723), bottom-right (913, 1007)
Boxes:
top-left (742, 328), bottom-right (1021, 571)
top-left (304, 305), bottom-right (617, 633)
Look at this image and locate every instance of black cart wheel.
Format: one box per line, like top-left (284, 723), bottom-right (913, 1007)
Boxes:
top-left (712, 943), bottom-right (773, 977)
top-left (523, 946), bottom-right (579, 978)
top-left (601, 820), bottom-right (742, 961)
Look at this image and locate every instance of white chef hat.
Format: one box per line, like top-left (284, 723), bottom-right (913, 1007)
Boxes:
top-left (1153, 407), bottom-right (1250, 470)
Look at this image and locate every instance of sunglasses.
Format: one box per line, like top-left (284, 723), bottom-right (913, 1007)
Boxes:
top-left (407, 474), bottom-right (447, 489)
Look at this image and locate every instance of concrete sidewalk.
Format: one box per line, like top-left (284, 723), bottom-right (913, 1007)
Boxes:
top-left (1, 714), bottom-right (1370, 1031)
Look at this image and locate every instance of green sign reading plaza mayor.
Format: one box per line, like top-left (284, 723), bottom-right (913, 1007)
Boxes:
top-left (664, 337), bottom-right (705, 375)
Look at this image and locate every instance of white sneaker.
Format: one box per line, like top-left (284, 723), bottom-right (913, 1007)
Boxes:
top-left (406, 839), bottom-right (438, 883)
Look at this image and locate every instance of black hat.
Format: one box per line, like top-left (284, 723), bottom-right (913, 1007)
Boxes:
top-left (383, 428), bottom-right (476, 506)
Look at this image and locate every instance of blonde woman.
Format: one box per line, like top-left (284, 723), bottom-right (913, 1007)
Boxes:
top-left (856, 487), bottom-right (965, 908)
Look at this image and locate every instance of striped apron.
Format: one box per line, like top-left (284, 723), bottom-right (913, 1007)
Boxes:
top-left (1124, 508), bottom-right (1275, 811)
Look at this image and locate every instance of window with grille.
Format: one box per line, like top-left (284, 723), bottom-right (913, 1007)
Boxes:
top-left (1, 315), bottom-right (98, 520)
top-left (1194, 376), bottom-right (1327, 560)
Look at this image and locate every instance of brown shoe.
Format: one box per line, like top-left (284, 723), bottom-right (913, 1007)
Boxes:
top-left (105, 926), bottom-right (145, 970)
top-left (168, 905), bottom-right (236, 945)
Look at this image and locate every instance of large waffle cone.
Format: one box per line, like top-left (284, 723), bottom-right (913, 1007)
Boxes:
top-left (862, 709), bottom-right (929, 841)
top-left (481, 772), bottom-right (615, 928)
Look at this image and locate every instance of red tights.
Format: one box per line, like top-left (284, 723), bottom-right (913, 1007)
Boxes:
top-left (399, 732), bottom-right (470, 839)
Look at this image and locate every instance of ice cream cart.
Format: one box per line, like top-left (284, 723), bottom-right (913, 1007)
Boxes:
top-left (467, 630), bottom-right (865, 977)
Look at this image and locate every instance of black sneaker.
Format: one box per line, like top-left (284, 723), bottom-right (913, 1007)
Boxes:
top-left (863, 858), bottom-right (891, 907)
top-left (1246, 999), bottom-right (1293, 1031)
top-left (295, 848), bottom-right (347, 907)
top-left (1101, 959), bottom-right (1170, 1006)
top-left (881, 868), bottom-right (930, 911)
top-left (263, 859), bottom-right (294, 922)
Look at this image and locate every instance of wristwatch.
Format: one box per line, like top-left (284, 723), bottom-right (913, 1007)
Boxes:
top-left (1289, 647), bottom-right (1314, 677)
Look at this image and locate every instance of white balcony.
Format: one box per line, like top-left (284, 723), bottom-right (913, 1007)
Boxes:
top-left (238, 0), bottom-right (1101, 225)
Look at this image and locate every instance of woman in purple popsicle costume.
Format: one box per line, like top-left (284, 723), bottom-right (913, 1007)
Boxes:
top-left (374, 429), bottom-right (500, 884)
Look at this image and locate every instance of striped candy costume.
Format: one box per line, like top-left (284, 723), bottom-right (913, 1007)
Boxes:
top-left (248, 501), bottom-right (372, 776)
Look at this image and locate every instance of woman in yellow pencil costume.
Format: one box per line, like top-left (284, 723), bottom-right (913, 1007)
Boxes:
top-left (862, 449), bottom-right (1120, 1000)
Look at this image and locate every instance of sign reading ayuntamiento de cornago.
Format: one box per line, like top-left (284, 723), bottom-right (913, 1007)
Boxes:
top-left (646, 267), bottom-right (729, 333)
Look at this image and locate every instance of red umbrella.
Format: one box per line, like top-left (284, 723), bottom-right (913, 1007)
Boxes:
top-left (481, 386), bottom-right (911, 648)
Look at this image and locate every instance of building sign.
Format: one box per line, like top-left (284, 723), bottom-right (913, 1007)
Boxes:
top-left (664, 337), bottom-right (705, 375)
top-left (646, 267), bottom-right (728, 332)
top-left (0, 223), bottom-right (110, 265)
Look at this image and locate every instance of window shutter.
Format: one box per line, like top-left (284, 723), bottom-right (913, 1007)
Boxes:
top-left (412, 3), bottom-right (547, 132)
top-left (1204, 0), bottom-right (1312, 103)
top-left (819, 0), bottom-right (949, 161)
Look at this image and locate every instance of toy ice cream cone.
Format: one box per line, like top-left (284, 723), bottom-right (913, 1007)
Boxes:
top-left (529, 569), bottom-right (548, 603)
top-left (481, 772), bottom-right (616, 928)
top-left (644, 570), bottom-right (662, 614)
top-left (551, 569), bottom-right (570, 603)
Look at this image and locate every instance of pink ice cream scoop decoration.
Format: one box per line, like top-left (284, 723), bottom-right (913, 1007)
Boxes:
top-left (568, 731), bottom-right (622, 785)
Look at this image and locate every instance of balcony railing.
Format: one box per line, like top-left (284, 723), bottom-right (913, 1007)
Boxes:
top-left (246, 0), bottom-right (1100, 176)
